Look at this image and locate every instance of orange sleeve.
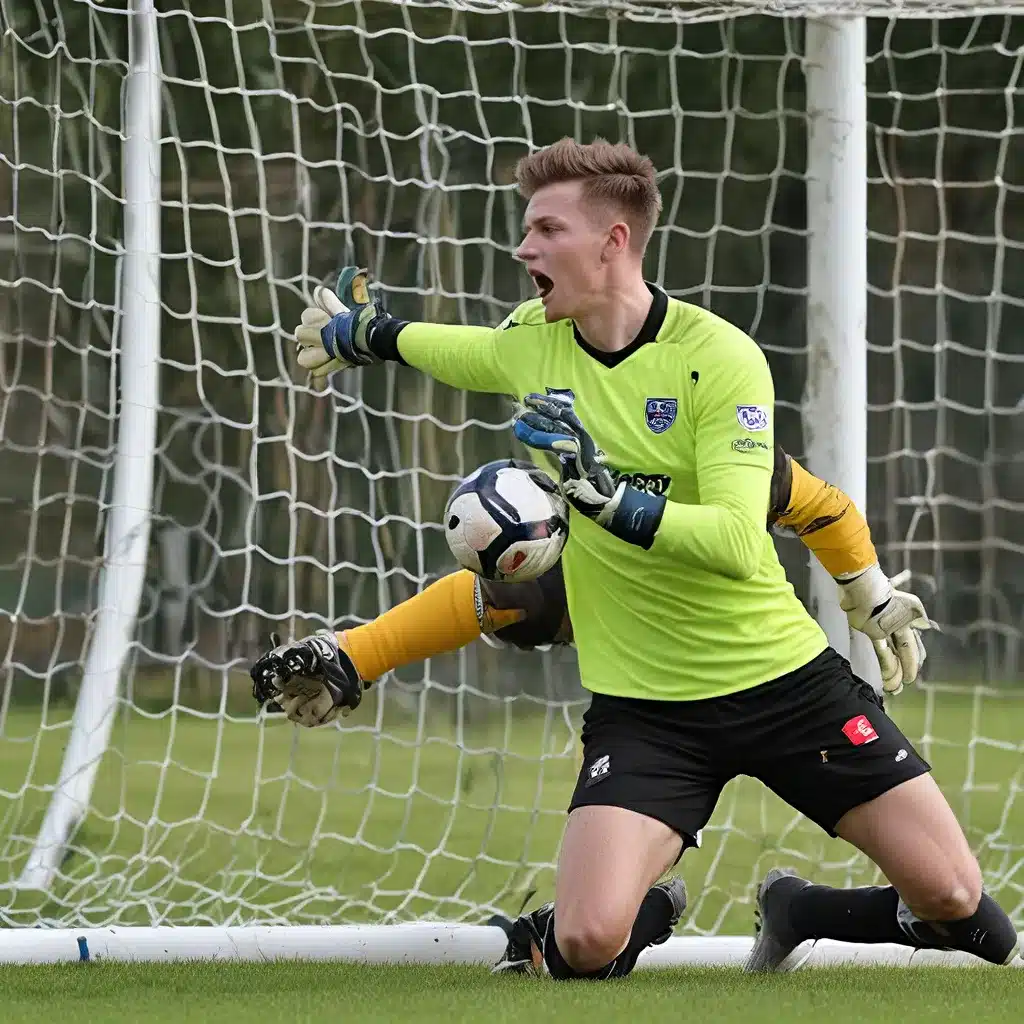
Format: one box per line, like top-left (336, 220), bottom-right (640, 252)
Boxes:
top-left (338, 569), bottom-right (522, 682)
top-left (775, 457), bottom-right (878, 578)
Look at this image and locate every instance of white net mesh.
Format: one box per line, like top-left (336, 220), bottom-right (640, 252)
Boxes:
top-left (0, 0), bottom-right (1021, 931)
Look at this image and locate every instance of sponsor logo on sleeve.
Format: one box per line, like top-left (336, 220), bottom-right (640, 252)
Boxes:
top-left (645, 398), bottom-right (678, 434)
top-left (736, 404), bottom-right (770, 432)
top-left (731, 438), bottom-right (770, 453)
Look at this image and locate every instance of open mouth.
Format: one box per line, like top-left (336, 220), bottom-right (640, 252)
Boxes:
top-left (531, 272), bottom-right (554, 299)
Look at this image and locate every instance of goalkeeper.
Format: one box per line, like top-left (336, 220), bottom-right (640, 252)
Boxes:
top-left (255, 138), bottom-right (1019, 978)
top-left (254, 270), bottom-right (929, 719)
top-left (255, 302), bottom-right (929, 720)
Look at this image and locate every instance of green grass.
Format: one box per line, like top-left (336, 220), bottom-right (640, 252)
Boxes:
top-left (1, 680), bottom-right (1022, 933)
top-left (0, 962), bottom-right (1021, 1023)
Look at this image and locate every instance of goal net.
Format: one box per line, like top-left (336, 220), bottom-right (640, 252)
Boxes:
top-left (0, 0), bottom-right (1022, 939)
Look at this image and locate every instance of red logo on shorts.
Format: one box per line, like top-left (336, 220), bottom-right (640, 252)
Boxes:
top-left (842, 715), bottom-right (879, 746)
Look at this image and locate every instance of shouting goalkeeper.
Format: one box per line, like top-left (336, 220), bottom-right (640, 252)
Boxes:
top-left (253, 139), bottom-right (1019, 978)
top-left (253, 276), bottom-right (930, 728)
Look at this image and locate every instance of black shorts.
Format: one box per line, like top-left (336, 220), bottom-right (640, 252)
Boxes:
top-left (569, 648), bottom-right (930, 848)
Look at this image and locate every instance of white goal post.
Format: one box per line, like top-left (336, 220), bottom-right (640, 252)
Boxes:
top-left (0, 0), bottom-right (1022, 965)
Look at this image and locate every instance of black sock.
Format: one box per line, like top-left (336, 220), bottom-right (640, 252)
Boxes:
top-left (898, 892), bottom-right (1020, 966)
top-left (606, 884), bottom-right (679, 977)
top-left (542, 885), bottom-right (677, 981)
top-left (787, 882), bottom-right (1019, 966)
top-left (787, 883), bottom-right (908, 945)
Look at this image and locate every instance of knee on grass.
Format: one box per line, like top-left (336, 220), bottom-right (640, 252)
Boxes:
top-left (551, 914), bottom-right (631, 977)
top-left (898, 884), bottom-right (1019, 966)
top-left (554, 923), bottom-right (629, 975)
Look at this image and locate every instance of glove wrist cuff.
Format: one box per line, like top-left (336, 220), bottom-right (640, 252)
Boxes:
top-left (835, 561), bottom-right (888, 612)
top-left (835, 561), bottom-right (883, 585)
top-left (317, 629), bottom-right (364, 686)
top-left (364, 309), bottom-right (410, 364)
top-left (603, 483), bottom-right (666, 550)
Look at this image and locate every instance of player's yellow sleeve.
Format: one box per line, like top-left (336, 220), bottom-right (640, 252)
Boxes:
top-left (650, 336), bottom-right (775, 580)
top-left (773, 454), bottom-right (878, 578)
top-left (338, 569), bottom-right (525, 681)
top-left (396, 321), bottom-right (516, 394)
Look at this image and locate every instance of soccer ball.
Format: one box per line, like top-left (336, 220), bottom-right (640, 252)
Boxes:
top-left (444, 459), bottom-right (569, 582)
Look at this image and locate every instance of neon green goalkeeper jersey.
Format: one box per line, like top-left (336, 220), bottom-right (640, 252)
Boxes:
top-left (397, 287), bottom-right (827, 700)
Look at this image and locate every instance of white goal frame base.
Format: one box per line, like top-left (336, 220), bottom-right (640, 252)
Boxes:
top-left (0, 926), bottom-right (1020, 968)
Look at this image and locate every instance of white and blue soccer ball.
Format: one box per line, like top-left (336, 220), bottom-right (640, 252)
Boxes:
top-left (443, 459), bottom-right (569, 582)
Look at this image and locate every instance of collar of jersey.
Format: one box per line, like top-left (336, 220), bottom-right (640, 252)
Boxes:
top-left (571, 282), bottom-right (668, 368)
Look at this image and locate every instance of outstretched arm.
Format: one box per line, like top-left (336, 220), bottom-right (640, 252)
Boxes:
top-left (291, 270), bottom-right (518, 395)
top-left (337, 569), bottom-right (536, 681)
top-left (250, 569), bottom-right (569, 727)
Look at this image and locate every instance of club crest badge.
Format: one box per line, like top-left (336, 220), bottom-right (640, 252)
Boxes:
top-left (645, 398), bottom-right (677, 434)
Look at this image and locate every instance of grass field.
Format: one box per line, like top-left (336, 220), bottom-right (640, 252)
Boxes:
top-left (0, 962), bottom-right (1021, 1023)
top-left (1, 679), bottom-right (1022, 934)
top-left (0, 680), bottom-right (1022, 1022)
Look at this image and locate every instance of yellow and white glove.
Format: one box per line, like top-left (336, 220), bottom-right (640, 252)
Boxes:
top-left (837, 564), bottom-right (936, 696)
top-left (293, 267), bottom-right (393, 379)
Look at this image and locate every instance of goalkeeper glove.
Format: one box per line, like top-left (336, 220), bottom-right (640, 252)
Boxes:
top-left (513, 392), bottom-right (665, 550)
top-left (837, 564), bottom-right (936, 696)
top-left (250, 629), bottom-right (365, 726)
top-left (293, 267), bottom-right (397, 378)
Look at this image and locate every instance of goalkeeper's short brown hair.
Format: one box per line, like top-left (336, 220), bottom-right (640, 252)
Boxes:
top-left (515, 137), bottom-right (662, 250)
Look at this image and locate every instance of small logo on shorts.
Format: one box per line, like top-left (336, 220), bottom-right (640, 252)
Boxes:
top-left (585, 754), bottom-right (611, 787)
top-left (820, 750), bottom-right (829, 763)
top-left (842, 715), bottom-right (879, 746)
top-left (895, 748), bottom-right (908, 762)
